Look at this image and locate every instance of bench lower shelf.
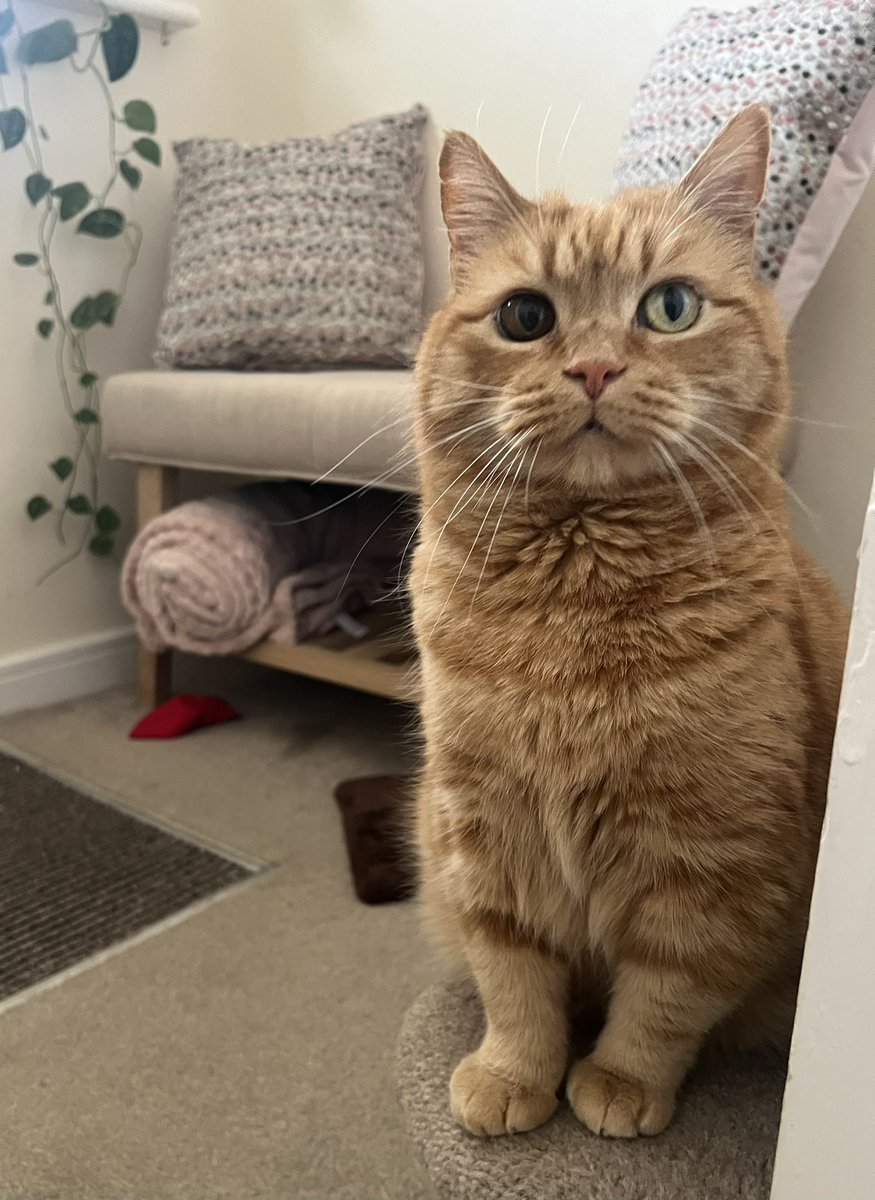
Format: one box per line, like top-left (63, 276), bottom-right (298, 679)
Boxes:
top-left (240, 610), bottom-right (415, 702)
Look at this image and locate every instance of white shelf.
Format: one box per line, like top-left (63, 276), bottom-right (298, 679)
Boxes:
top-left (37, 0), bottom-right (201, 32)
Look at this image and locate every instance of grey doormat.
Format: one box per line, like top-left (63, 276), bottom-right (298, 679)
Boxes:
top-left (398, 980), bottom-right (786, 1200)
top-left (0, 751), bottom-right (255, 1002)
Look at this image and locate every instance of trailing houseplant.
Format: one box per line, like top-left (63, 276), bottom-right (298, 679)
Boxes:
top-left (1, 1), bottom-right (161, 578)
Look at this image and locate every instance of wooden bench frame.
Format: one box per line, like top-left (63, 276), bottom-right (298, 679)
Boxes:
top-left (136, 464), bottom-right (414, 709)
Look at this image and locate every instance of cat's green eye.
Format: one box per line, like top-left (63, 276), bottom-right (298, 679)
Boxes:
top-left (638, 282), bottom-right (702, 334)
top-left (496, 293), bottom-right (556, 342)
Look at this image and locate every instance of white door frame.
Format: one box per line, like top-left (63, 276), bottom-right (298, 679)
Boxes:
top-left (771, 469), bottom-right (875, 1200)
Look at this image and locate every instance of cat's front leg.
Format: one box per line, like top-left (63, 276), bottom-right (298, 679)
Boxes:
top-left (451, 924), bottom-right (569, 1137)
top-left (567, 959), bottom-right (741, 1137)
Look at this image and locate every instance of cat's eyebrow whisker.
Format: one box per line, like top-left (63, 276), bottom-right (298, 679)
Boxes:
top-left (534, 105), bottom-right (553, 230)
top-left (654, 440), bottom-right (723, 584)
top-left (557, 102), bottom-right (582, 173)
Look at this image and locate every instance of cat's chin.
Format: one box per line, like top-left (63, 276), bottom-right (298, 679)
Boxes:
top-left (542, 433), bottom-right (658, 497)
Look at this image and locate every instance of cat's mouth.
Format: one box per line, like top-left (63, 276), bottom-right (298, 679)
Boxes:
top-left (580, 418), bottom-right (617, 440)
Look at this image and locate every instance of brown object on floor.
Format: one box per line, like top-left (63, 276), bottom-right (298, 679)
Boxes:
top-left (334, 775), bottom-right (416, 905)
top-left (0, 750), bottom-right (255, 1002)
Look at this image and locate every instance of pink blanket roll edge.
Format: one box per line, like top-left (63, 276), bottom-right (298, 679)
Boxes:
top-left (121, 488), bottom-right (409, 657)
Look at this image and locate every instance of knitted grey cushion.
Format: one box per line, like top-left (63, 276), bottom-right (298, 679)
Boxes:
top-left (397, 979), bottom-right (787, 1200)
top-left (155, 105), bottom-right (428, 370)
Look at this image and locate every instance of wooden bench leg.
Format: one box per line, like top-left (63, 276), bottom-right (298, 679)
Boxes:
top-left (136, 464), bottom-right (180, 709)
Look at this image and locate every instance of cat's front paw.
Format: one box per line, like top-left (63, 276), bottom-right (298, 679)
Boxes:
top-left (450, 1052), bottom-right (558, 1137)
top-left (567, 1058), bottom-right (675, 1138)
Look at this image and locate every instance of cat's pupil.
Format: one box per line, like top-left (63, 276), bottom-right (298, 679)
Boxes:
top-left (518, 299), bottom-right (542, 331)
top-left (663, 285), bottom-right (686, 323)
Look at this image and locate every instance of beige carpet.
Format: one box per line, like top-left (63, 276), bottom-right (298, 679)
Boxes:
top-left (0, 658), bottom-right (437, 1200)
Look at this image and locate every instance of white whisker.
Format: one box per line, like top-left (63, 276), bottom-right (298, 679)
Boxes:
top-left (427, 433), bottom-right (529, 644)
top-left (684, 410), bottom-right (820, 530)
top-left (535, 105), bottom-right (552, 225)
top-left (654, 440), bottom-right (722, 581)
top-left (524, 438), bottom-right (543, 514)
top-left (421, 434), bottom-right (521, 590)
top-left (557, 102), bottom-right (581, 172)
top-left (468, 442), bottom-right (528, 617)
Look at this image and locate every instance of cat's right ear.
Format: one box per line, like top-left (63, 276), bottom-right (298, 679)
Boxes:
top-left (439, 132), bottom-right (532, 275)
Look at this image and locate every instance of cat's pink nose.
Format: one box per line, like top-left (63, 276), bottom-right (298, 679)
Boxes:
top-left (564, 360), bottom-right (627, 400)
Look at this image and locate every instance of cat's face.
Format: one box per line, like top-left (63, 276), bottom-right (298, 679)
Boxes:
top-left (417, 105), bottom-right (788, 498)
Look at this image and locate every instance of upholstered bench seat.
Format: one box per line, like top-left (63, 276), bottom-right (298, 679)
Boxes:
top-left (103, 369), bottom-right (418, 493)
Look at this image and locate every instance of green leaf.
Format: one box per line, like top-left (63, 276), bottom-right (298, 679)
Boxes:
top-left (96, 505), bottom-right (121, 535)
top-left (0, 10), bottom-right (14, 38)
top-left (89, 534), bottom-right (114, 557)
top-left (27, 495), bottom-right (52, 520)
top-left (0, 106), bottom-right (25, 149)
top-left (132, 136), bottom-right (161, 167)
top-left (74, 408), bottom-right (99, 425)
top-left (44, 289), bottom-right (54, 305)
top-left (66, 494), bottom-right (91, 515)
top-left (119, 158), bottom-right (141, 190)
top-left (101, 13), bottom-right (138, 83)
top-left (52, 181), bottom-right (90, 221)
top-left (70, 297), bottom-right (97, 330)
top-left (80, 371), bottom-right (98, 387)
top-left (93, 290), bottom-right (120, 327)
top-left (77, 207), bottom-right (125, 238)
top-left (37, 318), bottom-right (54, 339)
top-left (123, 100), bottom-right (155, 133)
top-left (17, 19), bottom-right (77, 65)
top-left (26, 171), bottom-right (52, 204)
top-left (50, 456), bottom-right (74, 481)
top-left (13, 252), bottom-right (38, 266)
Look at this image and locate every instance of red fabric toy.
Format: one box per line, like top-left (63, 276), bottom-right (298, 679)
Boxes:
top-left (129, 694), bottom-right (241, 739)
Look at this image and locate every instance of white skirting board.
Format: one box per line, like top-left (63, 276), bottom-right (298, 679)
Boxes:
top-left (0, 628), bottom-right (138, 718)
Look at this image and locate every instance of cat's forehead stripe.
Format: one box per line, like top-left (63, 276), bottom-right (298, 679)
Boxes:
top-left (537, 204), bottom-right (660, 285)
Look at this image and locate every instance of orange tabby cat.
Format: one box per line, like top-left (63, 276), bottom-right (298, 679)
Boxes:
top-left (410, 104), bottom-right (848, 1140)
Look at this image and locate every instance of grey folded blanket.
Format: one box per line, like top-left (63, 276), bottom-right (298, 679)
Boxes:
top-left (122, 481), bottom-right (411, 656)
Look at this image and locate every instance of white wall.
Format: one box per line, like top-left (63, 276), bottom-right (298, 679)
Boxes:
top-left (770, 467), bottom-right (875, 1200)
top-left (1, 0), bottom-right (264, 669)
top-left (3, 0), bottom-right (873, 695)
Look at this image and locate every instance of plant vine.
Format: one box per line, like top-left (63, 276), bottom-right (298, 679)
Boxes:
top-left (0, 1), bottom-right (161, 580)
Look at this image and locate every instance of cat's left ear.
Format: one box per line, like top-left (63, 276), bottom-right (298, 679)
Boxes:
top-left (677, 104), bottom-right (772, 237)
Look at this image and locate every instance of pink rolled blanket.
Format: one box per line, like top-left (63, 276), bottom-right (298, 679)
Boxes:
top-left (122, 482), bottom-right (410, 656)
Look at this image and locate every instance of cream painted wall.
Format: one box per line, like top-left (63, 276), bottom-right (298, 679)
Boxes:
top-left (3, 0), bottom-right (873, 675)
top-left (1, 0), bottom-right (259, 661)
